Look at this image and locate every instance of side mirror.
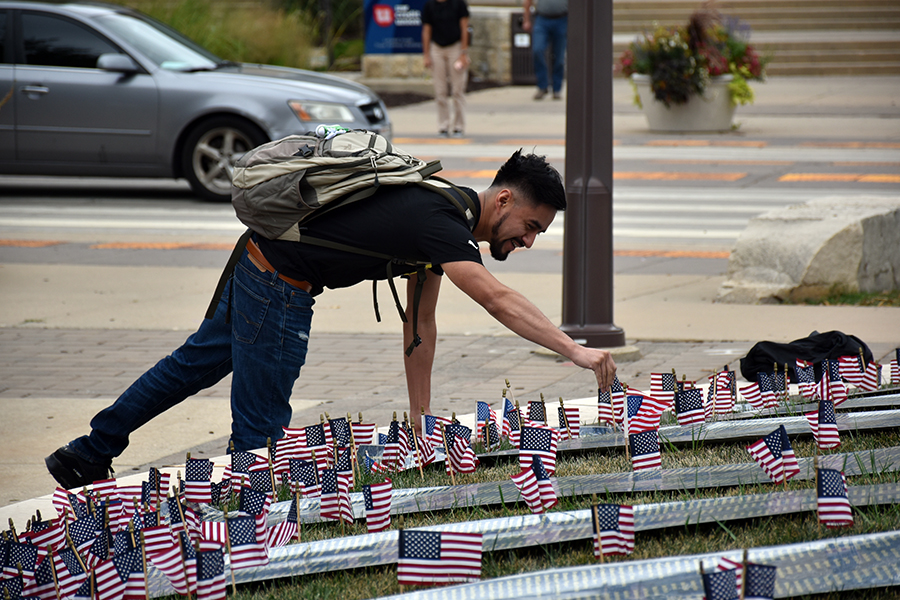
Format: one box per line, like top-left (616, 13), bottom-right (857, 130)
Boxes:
top-left (97, 53), bottom-right (140, 73)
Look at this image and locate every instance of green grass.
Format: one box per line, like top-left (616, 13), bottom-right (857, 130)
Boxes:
top-left (112, 0), bottom-right (313, 68)
top-left (197, 430), bottom-right (900, 599)
top-left (791, 286), bottom-right (900, 307)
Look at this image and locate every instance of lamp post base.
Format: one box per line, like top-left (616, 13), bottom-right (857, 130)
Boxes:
top-left (560, 323), bottom-right (626, 349)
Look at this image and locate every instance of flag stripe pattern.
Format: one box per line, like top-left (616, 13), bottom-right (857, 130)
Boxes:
top-left (397, 530), bottom-right (482, 585)
top-left (364, 479), bottom-right (392, 533)
top-left (818, 468), bottom-right (853, 528)
top-left (592, 504), bottom-right (635, 557)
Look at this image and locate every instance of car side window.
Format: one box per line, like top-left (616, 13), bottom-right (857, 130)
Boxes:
top-left (22, 12), bottom-right (119, 68)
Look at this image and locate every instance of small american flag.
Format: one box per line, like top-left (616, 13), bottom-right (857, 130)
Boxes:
top-left (675, 388), bottom-right (705, 426)
top-left (445, 436), bottom-right (478, 474)
top-left (412, 435), bottom-right (436, 468)
top-left (510, 454), bottom-right (557, 514)
top-left (363, 479), bottom-right (392, 533)
top-left (55, 547), bottom-right (89, 598)
top-left (118, 547), bottom-right (146, 600)
top-left (231, 451), bottom-right (265, 475)
top-left (527, 399), bottom-right (546, 424)
top-left (227, 515), bottom-right (268, 570)
top-left (629, 430), bottom-right (661, 471)
top-left (818, 359), bottom-right (848, 406)
top-left (702, 567), bottom-right (739, 600)
top-left (806, 399), bottom-right (841, 449)
top-left (747, 426), bottom-right (795, 484)
top-left (625, 392), bottom-right (665, 434)
top-left (423, 414), bottom-right (452, 449)
top-left (6, 541), bottom-right (39, 577)
top-left (141, 524), bottom-right (176, 554)
top-left (319, 468), bottom-right (353, 524)
top-left (383, 419), bottom-right (411, 471)
top-left (289, 458), bottom-right (320, 497)
top-left (592, 503), bottom-right (635, 557)
top-left (558, 405), bottom-right (580, 439)
top-left (795, 360), bottom-right (818, 399)
top-left (518, 425), bottom-right (559, 475)
top-left (266, 496), bottom-right (299, 548)
top-left (480, 420), bottom-right (502, 450)
top-left (351, 420), bottom-right (377, 446)
top-left (183, 458), bottom-right (214, 504)
top-left (326, 416), bottom-right (351, 447)
top-left (93, 556), bottom-right (125, 600)
top-left (650, 372), bottom-right (677, 404)
top-left (196, 546), bottom-right (227, 600)
top-left (397, 530), bottom-right (482, 586)
top-left (445, 423), bottom-right (472, 446)
top-left (745, 562), bottom-right (777, 600)
top-left (818, 468), bottom-right (853, 528)
top-left (24, 551), bottom-right (58, 599)
top-left (599, 376), bottom-right (626, 425)
top-left (147, 537), bottom-right (191, 595)
top-left (707, 371), bottom-right (736, 414)
top-left (502, 398), bottom-right (522, 446)
top-left (27, 519), bottom-right (66, 552)
top-left (476, 401), bottom-right (498, 428)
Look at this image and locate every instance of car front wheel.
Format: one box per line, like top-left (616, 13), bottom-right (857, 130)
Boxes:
top-left (182, 116), bottom-right (267, 202)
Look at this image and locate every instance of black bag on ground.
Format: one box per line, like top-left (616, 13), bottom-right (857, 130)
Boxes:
top-left (739, 330), bottom-right (873, 383)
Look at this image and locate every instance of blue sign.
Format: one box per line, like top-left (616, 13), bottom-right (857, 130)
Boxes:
top-left (364, 0), bottom-right (427, 54)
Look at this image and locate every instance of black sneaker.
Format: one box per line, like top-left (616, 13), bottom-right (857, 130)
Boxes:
top-left (45, 446), bottom-right (113, 489)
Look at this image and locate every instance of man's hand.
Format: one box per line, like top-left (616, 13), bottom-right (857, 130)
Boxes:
top-left (570, 346), bottom-right (617, 393)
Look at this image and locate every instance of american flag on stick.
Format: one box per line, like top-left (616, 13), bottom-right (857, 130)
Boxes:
top-left (747, 425), bottom-right (799, 484)
top-left (510, 454), bottom-right (557, 514)
top-left (289, 458), bottom-right (320, 498)
top-left (397, 530), bottom-right (482, 586)
top-left (226, 514), bottom-right (268, 570)
top-left (527, 398), bottom-right (546, 424)
top-left (319, 469), bottom-right (353, 525)
top-left (716, 556), bottom-right (777, 600)
top-left (266, 496), bottom-right (299, 548)
top-left (795, 359), bottom-right (818, 400)
top-left (445, 435), bottom-right (478, 474)
top-left (363, 479), bottom-right (392, 533)
top-left (423, 414), bottom-right (452, 449)
top-left (557, 403), bottom-right (580, 440)
top-left (675, 388), bottom-right (705, 426)
top-left (196, 545), bottom-right (227, 600)
top-left (805, 399), bottom-right (841, 449)
top-left (649, 372), bottom-right (677, 404)
top-left (818, 359), bottom-right (848, 406)
top-left (817, 467), bottom-right (853, 528)
top-left (592, 503), bottom-right (635, 557)
top-left (501, 398), bottom-right (522, 446)
top-left (625, 392), bottom-right (666, 434)
top-left (518, 424), bottom-right (559, 475)
top-left (629, 430), bottom-right (661, 471)
top-left (702, 567), bottom-right (739, 600)
top-left (351, 418), bottom-right (377, 446)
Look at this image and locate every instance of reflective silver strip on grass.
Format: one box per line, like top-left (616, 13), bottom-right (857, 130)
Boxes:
top-left (148, 482), bottom-right (900, 596)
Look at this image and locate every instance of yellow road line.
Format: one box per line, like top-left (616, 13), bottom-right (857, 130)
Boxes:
top-left (799, 142), bottom-right (900, 149)
top-left (89, 242), bottom-right (235, 250)
top-left (652, 159), bottom-right (793, 166)
top-left (779, 173), bottom-right (900, 182)
top-left (615, 172), bottom-right (747, 181)
top-left (392, 137), bottom-right (471, 145)
top-left (615, 249), bottom-right (730, 259)
top-left (0, 239), bottom-right (64, 247)
top-left (645, 140), bottom-right (768, 148)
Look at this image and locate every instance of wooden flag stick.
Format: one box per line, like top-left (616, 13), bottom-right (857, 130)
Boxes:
top-left (294, 492), bottom-right (302, 543)
top-left (223, 506), bottom-right (238, 594)
top-left (539, 393), bottom-right (546, 420)
top-left (405, 412), bottom-right (425, 481)
top-left (139, 531), bottom-right (150, 600)
top-left (739, 547), bottom-right (748, 600)
top-left (590, 494), bottom-right (604, 563)
top-left (266, 437), bottom-right (278, 494)
top-left (46, 545), bottom-right (62, 600)
top-left (128, 521), bottom-right (137, 550)
top-left (505, 379), bottom-right (515, 405)
top-left (172, 485), bottom-right (191, 542)
top-left (64, 530), bottom-right (89, 576)
top-left (347, 412), bottom-right (360, 488)
top-left (440, 424), bottom-right (456, 486)
top-left (710, 368), bottom-right (718, 418)
top-left (174, 530), bottom-right (192, 600)
top-left (559, 397), bottom-right (573, 440)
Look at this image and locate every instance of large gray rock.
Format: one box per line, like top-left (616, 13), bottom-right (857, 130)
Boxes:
top-left (717, 196), bottom-right (900, 304)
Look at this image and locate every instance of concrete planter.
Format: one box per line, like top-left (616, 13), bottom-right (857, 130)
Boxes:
top-left (632, 73), bottom-right (736, 132)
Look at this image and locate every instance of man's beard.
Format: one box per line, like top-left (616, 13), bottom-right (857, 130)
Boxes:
top-left (489, 213), bottom-right (510, 261)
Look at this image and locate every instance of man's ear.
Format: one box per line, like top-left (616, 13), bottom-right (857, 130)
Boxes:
top-left (495, 188), bottom-right (513, 209)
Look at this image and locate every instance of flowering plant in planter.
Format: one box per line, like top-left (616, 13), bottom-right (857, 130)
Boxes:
top-left (618, 8), bottom-right (769, 108)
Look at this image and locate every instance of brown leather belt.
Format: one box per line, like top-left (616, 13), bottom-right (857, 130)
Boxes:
top-left (245, 238), bottom-right (313, 293)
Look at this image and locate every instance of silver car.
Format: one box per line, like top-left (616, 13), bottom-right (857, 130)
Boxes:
top-left (0, 1), bottom-right (392, 201)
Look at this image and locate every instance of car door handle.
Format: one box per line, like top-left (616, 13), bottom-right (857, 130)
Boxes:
top-left (21, 85), bottom-right (50, 96)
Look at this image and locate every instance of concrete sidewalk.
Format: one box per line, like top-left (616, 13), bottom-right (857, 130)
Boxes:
top-left (1, 75), bottom-right (898, 529)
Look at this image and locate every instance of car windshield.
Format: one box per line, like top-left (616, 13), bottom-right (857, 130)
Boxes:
top-left (94, 11), bottom-right (225, 71)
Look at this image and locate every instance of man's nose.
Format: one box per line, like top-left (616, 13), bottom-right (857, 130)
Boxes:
top-left (523, 231), bottom-right (537, 248)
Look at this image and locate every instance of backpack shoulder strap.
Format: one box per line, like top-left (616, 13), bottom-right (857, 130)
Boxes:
top-left (417, 177), bottom-right (478, 231)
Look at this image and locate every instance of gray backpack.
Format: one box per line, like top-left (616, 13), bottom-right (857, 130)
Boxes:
top-left (212, 129), bottom-right (478, 355)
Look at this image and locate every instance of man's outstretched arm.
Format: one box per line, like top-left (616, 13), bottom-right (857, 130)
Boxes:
top-left (403, 271), bottom-right (442, 432)
top-left (441, 260), bottom-right (617, 391)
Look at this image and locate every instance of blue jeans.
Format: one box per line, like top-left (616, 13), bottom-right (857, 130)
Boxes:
top-left (68, 249), bottom-right (315, 461)
top-left (532, 14), bottom-right (567, 93)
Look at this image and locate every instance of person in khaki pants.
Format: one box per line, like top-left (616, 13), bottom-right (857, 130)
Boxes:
top-left (422, 0), bottom-right (470, 137)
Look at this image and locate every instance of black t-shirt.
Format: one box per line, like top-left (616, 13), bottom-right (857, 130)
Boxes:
top-left (257, 184), bottom-right (483, 295)
top-left (422, 0), bottom-right (469, 47)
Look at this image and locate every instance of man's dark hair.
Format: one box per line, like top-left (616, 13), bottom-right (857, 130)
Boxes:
top-left (490, 149), bottom-right (566, 211)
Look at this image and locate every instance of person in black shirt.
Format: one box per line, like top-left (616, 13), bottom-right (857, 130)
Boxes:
top-left (422, 0), bottom-right (470, 137)
top-left (46, 150), bottom-right (618, 488)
